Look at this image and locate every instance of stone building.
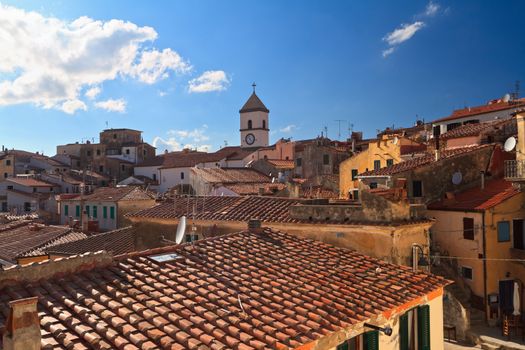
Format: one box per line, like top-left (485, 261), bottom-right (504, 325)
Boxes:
top-left (294, 137), bottom-right (351, 180)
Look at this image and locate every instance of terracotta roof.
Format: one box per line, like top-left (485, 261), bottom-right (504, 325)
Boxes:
top-left (0, 223), bottom-right (72, 264)
top-left (19, 231), bottom-right (89, 257)
top-left (301, 186), bottom-right (339, 199)
top-left (427, 178), bottom-right (520, 211)
top-left (266, 159), bottom-right (295, 169)
top-left (192, 167), bottom-right (271, 184)
top-left (239, 92), bottom-right (269, 113)
top-left (5, 177), bottom-right (55, 187)
top-left (432, 99), bottom-right (525, 124)
top-left (221, 183), bottom-right (286, 195)
top-left (0, 228), bottom-right (449, 350)
top-left (59, 187), bottom-right (155, 202)
top-left (359, 144), bottom-right (493, 177)
top-left (439, 119), bottom-right (512, 140)
top-left (46, 226), bottom-right (137, 256)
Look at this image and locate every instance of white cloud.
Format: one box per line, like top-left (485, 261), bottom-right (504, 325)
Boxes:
top-left (94, 98), bottom-right (126, 113)
top-left (85, 86), bottom-right (101, 99)
top-left (279, 124), bottom-right (297, 133)
top-left (154, 125), bottom-right (211, 152)
top-left (61, 99), bottom-right (87, 114)
top-left (425, 2), bottom-right (440, 16)
top-left (188, 70), bottom-right (230, 93)
top-left (0, 4), bottom-right (192, 113)
top-left (382, 47), bottom-right (396, 58)
top-left (383, 22), bottom-right (424, 46)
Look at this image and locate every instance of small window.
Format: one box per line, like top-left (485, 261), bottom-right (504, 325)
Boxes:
top-left (113, 134), bottom-right (117, 139)
top-left (373, 160), bottom-right (381, 171)
top-left (64, 205), bottom-right (69, 216)
top-left (461, 266), bottom-right (473, 280)
top-left (121, 164), bottom-right (125, 171)
top-left (412, 180), bottom-right (423, 198)
top-left (262, 120), bottom-right (266, 129)
top-left (351, 169), bottom-right (358, 180)
top-left (180, 172), bottom-right (185, 180)
top-left (323, 154), bottom-right (330, 165)
top-left (126, 149), bottom-right (130, 155)
top-left (87, 150), bottom-right (91, 156)
top-left (3, 173), bottom-right (7, 178)
top-left (498, 221), bottom-right (511, 242)
top-left (369, 182), bottom-right (378, 189)
top-left (296, 158), bottom-right (302, 167)
top-left (96, 149), bottom-right (101, 156)
top-left (152, 174), bottom-right (157, 181)
top-left (5, 160), bottom-right (11, 166)
top-left (386, 159), bottom-right (394, 167)
top-left (99, 165), bottom-right (104, 172)
top-left (248, 120), bottom-right (253, 129)
top-left (143, 149), bottom-right (147, 155)
top-left (33, 187), bottom-right (37, 193)
top-left (7, 185), bottom-right (13, 190)
top-left (353, 190), bottom-right (359, 201)
top-left (463, 217), bottom-right (474, 240)
top-left (24, 202), bottom-right (31, 212)
top-left (103, 206), bottom-right (108, 219)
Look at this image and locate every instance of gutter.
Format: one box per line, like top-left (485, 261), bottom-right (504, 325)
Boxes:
top-left (482, 211), bottom-right (488, 322)
top-left (356, 175), bottom-right (392, 179)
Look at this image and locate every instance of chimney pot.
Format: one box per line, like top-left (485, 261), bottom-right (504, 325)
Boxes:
top-left (247, 219), bottom-right (262, 233)
top-left (3, 297), bottom-right (41, 350)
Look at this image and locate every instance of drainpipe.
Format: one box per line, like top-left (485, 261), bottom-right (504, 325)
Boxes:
top-left (482, 211), bottom-right (488, 322)
top-left (480, 171), bottom-right (485, 190)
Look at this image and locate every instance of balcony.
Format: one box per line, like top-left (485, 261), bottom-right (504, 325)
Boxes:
top-left (504, 160), bottom-right (525, 181)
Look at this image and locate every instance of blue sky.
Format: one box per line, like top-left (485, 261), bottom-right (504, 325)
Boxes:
top-left (0, 0), bottom-right (524, 155)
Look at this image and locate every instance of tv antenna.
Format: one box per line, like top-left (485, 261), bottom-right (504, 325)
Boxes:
top-left (348, 122), bottom-right (354, 139)
top-left (324, 126), bottom-right (328, 138)
top-left (335, 120), bottom-right (345, 140)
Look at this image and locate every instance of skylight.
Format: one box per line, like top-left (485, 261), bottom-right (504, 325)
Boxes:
top-left (149, 253), bottom-right (181, 263)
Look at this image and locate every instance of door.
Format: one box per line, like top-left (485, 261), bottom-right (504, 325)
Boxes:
top-left (513, 219), bottom-right (524, 250)
top-left (499, 280), bottom-right (514, 316)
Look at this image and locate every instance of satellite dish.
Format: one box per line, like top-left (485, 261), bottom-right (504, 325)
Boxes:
top-left (393, 136), bottom-right (399, 145)
top-left (504, 137), bottom-right (517, 152)
top-left (175, 216), bottom-right (186, 244)
top-left (452, 171), bottom-right (462, 185)
top-left (503, 93), bottom-right (511, 103)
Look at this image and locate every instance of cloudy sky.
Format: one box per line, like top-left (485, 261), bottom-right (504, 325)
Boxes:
top-left (0, 0), bottom-right (524, 155)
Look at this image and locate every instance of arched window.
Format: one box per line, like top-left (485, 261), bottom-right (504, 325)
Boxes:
top-left (262, 120), bottom-right (266, 129)
top-left (248, 120), bottom-right (252, 129)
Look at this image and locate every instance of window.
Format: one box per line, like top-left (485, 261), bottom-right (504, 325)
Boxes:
top-left (447, 122), bottom-right (461, 131)
top-left (498, 221), bottom-right (511, 242)
top-left (143, 149), bottom-right (147, 155)
top-left (5, 160), bottom-right (10, 166)
top-left (374, 160), bottom-right (381, 171)
top-left (87, 150), bottom-right (91, 156)
top-left (296, 158), bottom-right (302, 167)
top-left (103, 206), bottom-right (108, 219)
top-left (99, 165), bottom-right (104, 172)
top-left (96, 149), bottom-right (101, 156)
top-left (353, 190), bottom-right (359, 201)
top-left (85, 205), bottom-right (90, 217)
top-left (351, 169), bottom-right (358, 180)
top-left (461, 266), bottom-right (473, 280)
top-left (262, 120), bottom-right (266, 129)
top-left (3, 173), bottom-right (6, 178)
top-left (126, 149), bottom-right (130, 155)
top-left (248, 120), bottom-right (252, 129)
top-left (92, 206), bottom-right (98, 219)
top-left (412, 180), bottom-right (423, 198)
top-left (24, 202), bottom-right (31, 212)
top-left (64, 205), bottom-right (69, 216)
top-left (153, 174), bottom-right (157, 181)
top-left (7, 185), bottom-right (13, 190)
top-left (387, 159), bottom-right (394, 167)
top-left (463, 217), bottom-right (474, 240)
top-left (185, 234), bottom-right (199, 242)
top-left (121, 164), bottom-right (125, 171)
top-left (75, 205), bottom-right (80, 217)
top-left (336, 331), bottom-right (378, 350)
top-left (369, 182), bottom-right (378, 189)
top-left (110, 206), bottom-right (115, 219)
top-left (399, 305), bottom-right (431, 350)
top-left (33, 187), bottom-right (37, 193)
top-left (323, 154), bottom-right (330, 165)
top-left (514, 220), bottom-right (524, 250)
top-left (180, 172), bottom-right (185, 180)
top-left (113, 134), bottom-right (117, 139)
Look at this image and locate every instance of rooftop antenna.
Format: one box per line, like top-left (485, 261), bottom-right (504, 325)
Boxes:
top-left (335, 120), bottom-right (345, 140)
top-left (105, 121), bottom-right (109, 128)
top-left (348, 122), bottom-right (354, 138)
top-left (324, 126), bottom-right (328, 139)
top-left (511, 80), bottom-right (521, 103)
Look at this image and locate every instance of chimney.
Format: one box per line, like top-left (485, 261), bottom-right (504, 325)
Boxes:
top-left (517, 113), bottom-right (525, 162)
top-left (2, 297), bottom-right (41, 350)
top-left (480, 171), bottom-right (485, 190)
top-left (258, 187), bottom-right (265, 196)
top-left (81, 209), bottom-right (89, 233)
top-left (247, 219), bottom-right (263, 233)
top-left (434, 149), bottom-right (440, 161)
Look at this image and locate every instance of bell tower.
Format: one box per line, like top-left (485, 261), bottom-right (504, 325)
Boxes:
top-left (239, 83), bottom-right (269, 148)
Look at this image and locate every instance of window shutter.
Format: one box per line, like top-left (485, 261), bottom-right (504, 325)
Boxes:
top-left (399, 313), bottom-right (409, 350)
top-left (417, 305), bottom-right (431, 350)
top-left (336, 341), bottom-right (349, 350)
top-left (364, 331), bottom-right (379, 350)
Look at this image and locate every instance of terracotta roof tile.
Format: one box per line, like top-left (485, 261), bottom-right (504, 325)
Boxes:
top-left (359, 144), bottom-right (493, 177)
top-left (192, 168), bottom-right (271, 184)
top-left (0, 228), bottom-right (450, 349)
top-left (60, 187), bottom-right (154, 202)
top-left (432, 99), bottom-right (525, 124)
top-left (427, 178), bottom-right (520, 211)
top-left (6, 177), bottom-right (55, 187)
top-left (266, 159), bottom-right (295, 169)
top-left (439, 119), bottom-right (511, 140)
top-left (19, 231), bottom-right (89, 257)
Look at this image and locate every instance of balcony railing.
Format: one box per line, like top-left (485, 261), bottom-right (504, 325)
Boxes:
top-left (504, 160), bottom-right (525, 181)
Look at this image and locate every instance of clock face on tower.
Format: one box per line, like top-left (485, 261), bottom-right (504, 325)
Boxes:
top-left (245, 133), bottom-right (255, 145)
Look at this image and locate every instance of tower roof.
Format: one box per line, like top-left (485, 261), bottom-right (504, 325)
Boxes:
top-left (239, 92), bottom-right (269, 113)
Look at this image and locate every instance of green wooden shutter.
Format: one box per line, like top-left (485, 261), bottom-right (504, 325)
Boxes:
top-left (399, 313), bottom-right (408, 350)
top-left (110, 206), bottom-right (115, 219)
top-left (64, 205), bottom-right (68, 216)
top-left (364, 331), bottom-right (379, 350)
top-left (103, 206), bottom-right (107, 219)
top-left (336, 341), bottom-right (349, 350)
top-left (417, 305), bottom-right (431, 350)
top-left (86, 205), bottom-right (90, 217)
top-left (75, 205), bottom-right (80, 217)
top-left (93, 206), bottom-right (97, 218)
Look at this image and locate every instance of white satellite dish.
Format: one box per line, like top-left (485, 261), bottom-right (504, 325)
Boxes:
top-left (503, 93), bottom-right (511, 103)
top-left (452, 171), bottom-right (462, 185)
top-left (393, 136), bottom-right (399, 145)
top-left (504, 137), bottom-right (517, 152)
top-left (175, 216), bottom-right (187, 244)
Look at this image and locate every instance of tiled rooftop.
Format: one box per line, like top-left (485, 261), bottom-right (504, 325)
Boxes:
top-left (266, 159), bottom-right (295, 169)
top-left (59, 187), bottom-right (155, 202)
top-left (19, 231), bottom-right (89, 257)
top-left (220, 183), bottom-right (286, 196)
top-left (359, 144), bottom-right (493, 177)
top-left (427, 178), bottom-right (520, 211)
top-left (6, 177), bottom-right (55, 187)
top-left (0, 228), bottom-right (449, 349)
top-left (0, 223), bottom-right (73, 265)
top-left (192, 168), bottom-right (271, 184)
top-left (432, 98), bottom-right (525, 123)
top-left (439, 119), bottom-right (510, 140)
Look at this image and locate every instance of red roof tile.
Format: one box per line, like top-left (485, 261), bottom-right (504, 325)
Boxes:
top-left (59, 187), bottom-right (155, 202)
top-left (266, 159), bottom-right (295, 169)
top-left (6, 177), bottom-right (55, 187)
top-left (432, 99), bottom-right (525, 124)
top-left (439, 119), bottom-right (512, 140)
top-left (0, 228), bottom-right (450, 349)
top-left (192, 167), bottom-right (271, 184)
top-left (359, 144), bottom-right (493, 177)
top-left (427, 178), bottom-right (520, 211)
